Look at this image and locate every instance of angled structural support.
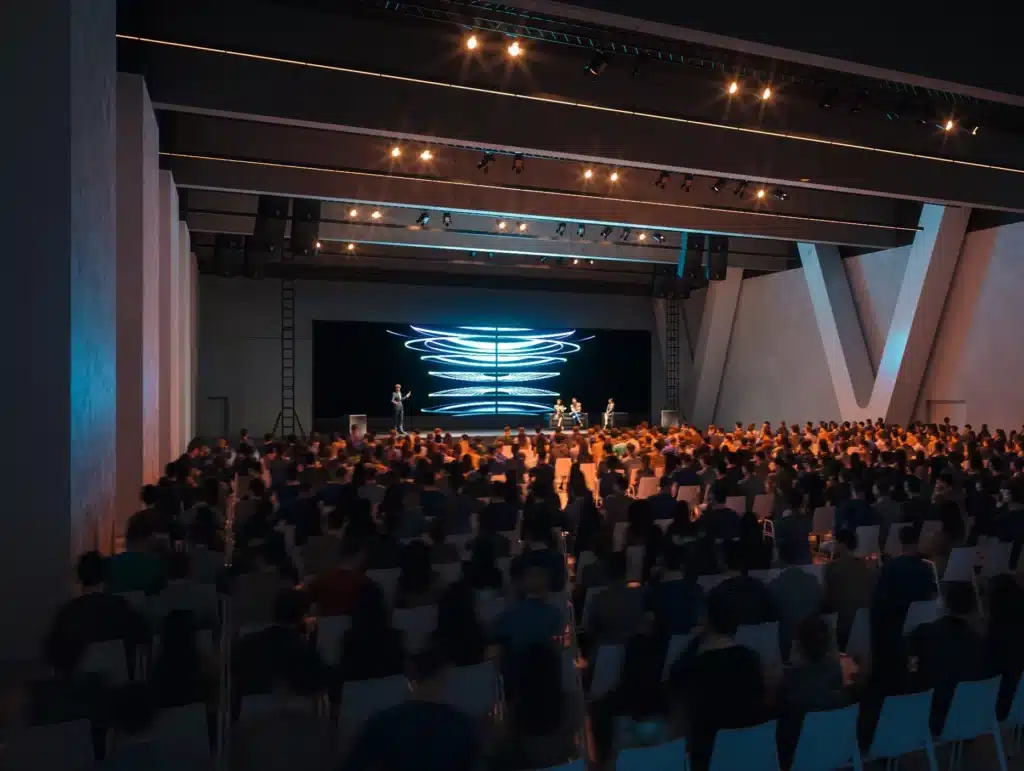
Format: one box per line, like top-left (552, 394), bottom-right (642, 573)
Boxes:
top-left (688, 267), bottom-right (744, 427)
top-left (799, 204), bottom-right (970, 424)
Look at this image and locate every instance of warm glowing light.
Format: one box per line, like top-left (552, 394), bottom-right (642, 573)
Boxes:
top-left (390, 146), bottom-right (401, 158)
top-left (315, 241), bottom-right (322, 249)
top-left (609, 171), bottom-right (619, 182)
top-left (420, 149), bottom-right (433, 161)
top-left (944, 119), bottom-right (955, 132)
top-left (728, 81), bottom-right (739, 95)
top-left (346, 243), bottom-right (355, 251)
top-left (348, 208), bottom-right (359, 218)
top-left (638, 233), bottom-right (647, 241)
top-left (497, 220), bottom-right (507, 230)
top-left (507, 40), bottom-right (522, 57)
top-left (761, 86), bottom-right (772, 101)
top-left (371, 210), bottom-right (382, 219)
top-left (517, 222), bottom-right (527, 232)
top-left (466, 35), bottom-right (478, 50)
top-left (573, 258), bottom-right (580, 265)
top-left (756, 189), bottom-right (766, 199)
top-left (583, 169), bottom-right (594, 179)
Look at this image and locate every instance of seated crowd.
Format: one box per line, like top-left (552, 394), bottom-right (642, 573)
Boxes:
top-left (9, 418), bottom-right (1024, 770)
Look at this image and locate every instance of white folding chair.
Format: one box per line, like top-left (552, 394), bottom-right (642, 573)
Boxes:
top-left (3, 719), bottom-right (94, 771)
top-left (393, 604), bottom-right (439, 653)
top-left (942, 547), bottom-right (978, 582)
top-left (903, 599), bottom-right (941, 636)
top-left (936, 676), bottom-right (1007, 771)
top-left (797, 563), bottom-right (825, 585)
top-left (810, 507), bottom-right (835, 538)
top-left (443, 661), bottom-right (498, 718)
top-left (735, 622), bottom-right (782, 672)
top-left (709, 720), bottom-right (781, 771)
top-left (636, 477), bottom-right (659, 500)
top-left (662, 633), bottom-right (693, 681)
top-left (864, 690), bottom-right (938, 770)
top-left (589, 644), bottom-right (625, 699)
top-left (854, 525), bottom-right (880, 558)
top-left (790, 704), bottom-right (862, 771)
top-left (79, 639), bottom-right (130, 684)
top-left (845, 607), bottom-right (871, 663)
top-left (616, 737), bottom-right (690, 770)
top-left (435, 561), bottom-right (462, 587)
top-left (315, 614), bottom-right (352, 667)
top-left (338, 674), bottom-right (408, 738)
top-left (753, 494), bottom-right (773, 520)
top-left (980, 540), bottom-right (1014, 578)
top-left (366, 568), bottom-right (401, 608)
top-left (725, 496), bottom-right (747, 513)
top-left (676, 485), bottom-right (701, 506)
top-left (748, 568), bottom-right (782, 584)
top-left (154, 702), bottom-right (213, 764)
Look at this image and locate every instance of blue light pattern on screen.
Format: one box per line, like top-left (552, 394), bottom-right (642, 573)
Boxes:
top-left (387, 326), bottom-right (591, 416)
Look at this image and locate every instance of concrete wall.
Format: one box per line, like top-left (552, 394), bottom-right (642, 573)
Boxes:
top-left (198, 278), bottom-right (664, 436)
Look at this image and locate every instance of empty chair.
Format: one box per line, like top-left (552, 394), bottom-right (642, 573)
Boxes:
top-left (338, 674), bottom-right (408, 737)
top-left (79, 639), bottom-right (130, 685)
top-left (903, 599), bottom-right (941, 636)
top-left (636, 477), bottom-right (659, 500)
top-left (725, 496), bottom-right (747, 514)
top-left (662, 633), bottom-right (693, 682)
top-left (616, 737), bottom-right (690, 770)
top-left (709, 720), bottom-right (781, 771)
top-left (443, 661), bottom-right (498, 718)
top-left (393, 604), bottom-right (439, 653)
top-left (735, 622), bottom-right (782, 672)
top-left (854, 525), bottom-right (880, 558)
top-left (315, 614), bottom-right (352, 668)
top-left (789, 704), bottom-right (862, 771)
top-left (864, 689), bottom-right (938, 770)
top-left (365, 568), bottom-right (401, 608)
top-left (941, 547), bottom-right (978, 583)
top-left (154, 702), bottom-right (213, 764)
top-left (3, 719), bottom-right (95, 771)
top-left (936, 676), bottom-right (1007, 771)
top-left (589, 644), bottom-right (625, 699)
top-left (676, 485), bottom-right (701, 506)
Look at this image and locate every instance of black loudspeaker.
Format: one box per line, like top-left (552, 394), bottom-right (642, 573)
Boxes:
top-left (684, 234), bottom-right (709, 289)
top-left (213, 234), bottom-right (245, 277)
top-left (707, 235), bottom-right (729, 280)
top-left (243, 239), bottom-right (266, 279)
top-left (251, 195), bottom-right (289, 257)
top-left (651, 264), bottom-right (675, 298)
top-left (290, 198), bottom-right (321, 257)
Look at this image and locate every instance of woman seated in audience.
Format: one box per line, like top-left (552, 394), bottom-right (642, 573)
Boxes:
top-left (985, 573), bottom-right (1024, 719)
top-left (464, 538), bottom-right (505, 593)
top-left (425, 516), bottom-right (460, 564)
top-left (150, 609), bottom-right (216, 708)
top-left (923, 498), bottom-right (966, 576)
top-left (338, 582), bottom-right (405, 684)
top-left (394, 540), bottom-right (442, 609)
top-left (494, 643), bottom-right (575, 771)
top-left (433, 579), bottom-right (486, 666)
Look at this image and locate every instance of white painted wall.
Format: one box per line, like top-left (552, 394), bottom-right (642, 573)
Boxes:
top-left (198, 278), bottom-right (665, 436)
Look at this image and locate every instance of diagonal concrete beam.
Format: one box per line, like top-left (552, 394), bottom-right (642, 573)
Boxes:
top-left (689, 267), bottom-right (744, 426)
top-left (799, 204), bottom-right (970, 424)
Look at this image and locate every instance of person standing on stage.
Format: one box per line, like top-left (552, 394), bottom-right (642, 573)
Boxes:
top-left (570, 398), bottom-right (583, 427)
top-left (604, 398), bottom-right (615, 429)
top-left (392, 383), bottom-right (412, 433)
top-left (552, 398), bottom-right (566, 430)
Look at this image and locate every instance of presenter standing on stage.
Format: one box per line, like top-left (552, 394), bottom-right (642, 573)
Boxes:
top-left (392, 383), bottom-right (412, 433)
top-left (604, 398), bottom-right (615, 428)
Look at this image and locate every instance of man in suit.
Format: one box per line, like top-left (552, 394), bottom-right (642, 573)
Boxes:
top-left (391, 383), bottom-right (411, 433)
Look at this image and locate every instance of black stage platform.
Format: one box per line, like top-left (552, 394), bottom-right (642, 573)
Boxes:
top-left (313, 412), bottom-right (634, 436)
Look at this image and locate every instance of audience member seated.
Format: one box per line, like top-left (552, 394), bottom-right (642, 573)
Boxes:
top-left (645, 543), bottom-right (704, 639)
top-left (707, 540), bottom-right (777, 626)
top-left (668, 590), bottom-right (766, 771)
top-left (149, 609), bottom-right (215, 708)
top-left (495, 566), bottom-right (563, 684)
top-left (768, 541), bottom-right (823, 659)
top-left (463, 538), bottom-right (505, 593)
top-left (395, 541), bottom-right (443, 609)
top-left (338, 582), bottom-right (405, 684)
top-left (433, 579), bottom-right (486, 666)
top-left (305, 537), bottom-right (367, 617)
top-left (232, 655), bottom-right (336, 771)
top-left (923, 499), bottom-right (966, 575)
top-left (418, 468), bottom-right (447, 520)
top-left (97, 683), bottom-right (192, 770)
top-left (105, 520), bottom-right (166, 595)
top-left (696, 482), bottom-right (741, 542)
top-left (773, 488), bottom-right (813, 566)
top-left (366, 511), bottom-right (405, 570)
top-left (127, 484), bottom-right (171, 539)
top-left (822, 529), bottom-right (876, 649)
top-left (586, 552), bottom-right (646, 645)
top-left (908, 581), bottom-right (985, 734)
top-left (342, 647), bottom-right (480, 771)
top-left (985, 574), bottom-right (1024, 719)
top-left (45, 551), bottom-right (149, 676)
top-left (511, 520), bottom-right (567, 593)
top-left (647, 476), bottom-right (677, 521)
top-left (834, 481), bottom-right (878, 535)
top-left (480, 481), bottom-right (520, 534)
top-left (148, 551), bottom-right (218, 631)
top-left (425, 516), bottom-right (460, 564)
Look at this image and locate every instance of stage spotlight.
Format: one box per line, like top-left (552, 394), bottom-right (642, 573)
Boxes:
top-left (443, 212), bottom-right (452, 227)
top-left (711, 178), bottom-right (726, 193)
top-left (512, 154), bottom-right (525, 174)
top-left (465, 35), bottom-right (478, 50)
top-left (653, 233), bottom-right (665, 243)
top-left (638, 232), bottom-right (647, 242)
top-left (416, 211), bottom-right (430, 226)
top-left (573, 258), bottom-right (580, 265)
top-left (609, 171), bottom-right (619, 182)
top-left (477, 153), bottom-right (496, 172)
top-left (576, 223), bottom-right (586, 238)
top-left (583, 168), bottom-right (594, 180)
top-left (600, 226), bottom-right (613, 239)
top-left (371, 209), bottom-right (382, 219)
top-left (517, 222), bottom-right (527, 232)
top-left (620, 228), bottom-right (631, 241)
top-left (555, 222), bottom-right (566, 236)
top-left (585, 52), bottom-right (609, 76)
top-left (761, 86), bottom-right (773, 101)
top-left (497, 219), bottom-right (508, 230)
top-left (348, 208), bottom-right (359, 218)
top-left (655, 171), bottom-right (671, 189)
top-left (588, 259), bottom-right (595, 265)
top-left (772, 189), bottom-right (789, 201)
top-left (390, 146), bottom-right (402, 158)
top-left (682, 173), bottom-right (694, 192)
top-left (944, 118), bottom-right (955, 132)
top-left (734, 181), bottom-right (748, 197)
top-left (346, 243), bottom-right (355, 251)
top-left (315, 240), bottom-right (322, 250)
top-left (727, 80), bottom-right (739, 95)
top-left (507, 40), bottom-right (522, 57)
top-left (755, 188), bottom-right (766, 200)
top-left (419, 148), bottom-right (434, 161)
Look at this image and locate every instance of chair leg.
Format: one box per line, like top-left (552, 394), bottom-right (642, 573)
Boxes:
top-left (992, 726), bottom-right (1009, 771)
top-left (924, 739), bottom-right (940, 771)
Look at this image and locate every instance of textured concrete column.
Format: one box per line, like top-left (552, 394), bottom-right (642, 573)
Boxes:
top-left (158, 172), bottom-right (180, 464)
top-left (177, 221), bottom-right (194, 449)
top-left (116, 74), bottom-right (161, 527)
top-left (2, 0), bottom-right (117, 659)
top-left (800, 204), bottom-right (970, 424)
top-left (689, 267), bottom-right (743, 427)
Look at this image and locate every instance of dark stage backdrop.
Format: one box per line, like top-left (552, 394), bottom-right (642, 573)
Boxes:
top-left (313, 321), bottom-right (651, 423)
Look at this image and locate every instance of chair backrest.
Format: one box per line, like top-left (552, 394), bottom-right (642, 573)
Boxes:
top-left (612, 521), bottom-right (629, 552)
top-left (752, 494), bottom-right (773, 520)
top-left (748, 568), bottom-right (781, 584)
top-left (854, 525), bottom-right (880, 557)
top-left (867, 689), bottom-right (935, 760)
top-left (937, 675), bottom-right (1002, 743)
top-left (615, 737), bottom-right (689, 771)
top-left (735, 622), bottom-right (782, 671)
top-left (365, 568), bottom-right (401, 608)
top-left (315, 614), bottom-right (352, 667)
top-left (499, 531), bottom-right (523, 557)
top-left (476, 594), bottom-right (505, 632)
top-left (392, 604), bottom-right (439, 653)
top-left (580, 586), bottom-right (608, 630)
top-left (789, 704), bottom-right (861, 771)
top-left (845, 607), bottom-right (871, 662)
top-left (79, 638), bottom-right (130, 685)
top-left (902, 599), bottom-right (941, 636)
top-left (662, 633), bottom-right (693, 682)
top-left (942, 546), bottom-right (978, 582)
top-left (883, 522), bottom-right (915, 557)
top-left (154, 702), bottom-right (213, 761)
top-left (980, 539), bottom-right (1014, 578)
top-left (676, 485), bottom-right (701, 505)
top-left (536, 760), bottom-right (586, 771)
top-left (589, 644), bottom-right (625, 698)
top-left (917, 520), bottom-right (943, 551)
top-left (654, 518), bottom-right (673, 534)
top-left (554, 458), bottom-right (572, 478)
top-left (797, 563), bottom-right (824, 585)
top-left (820, 612), bottom-right (839, 654)
top-left (1006, 673), bottom-right (1024, 728)
top-left (810, 507), bottom-right (835, 537)
top-left (636, 477), bottom-right (659, 500)
top-left (338, 674), bottom-right (408, 734)
top-left (697, 573), bottom-right (728, 593)
top-left (446, 533), bottom-right (474, 559)
top-left (709, 720), bottom-right (780, 771)
top-left (443, 661), bottom-right (498, 718)
top-left (435, 561), bottom-right (462, 587)
top-left (625, 545), bottom-right (645, 584)
top-left (725, 496), bottom-right (747, 513)
top-left (3, 719), bottom-right (95, 771)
